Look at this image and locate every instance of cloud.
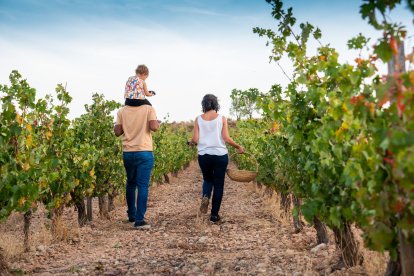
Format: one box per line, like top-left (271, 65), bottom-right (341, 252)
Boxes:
top-left (0, 19), bottom-right (283, 122)
top-left (162, 5), bottom-right (225, 17)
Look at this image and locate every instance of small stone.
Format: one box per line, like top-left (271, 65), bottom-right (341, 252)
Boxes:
top-left (198, 236), bottom-right (208, 244)
top-left (211, 225), bottom-right (220, 233)
top-left (36, 245), bottom-right (46, 252)
top-left (256, 263), bottom-right (267, 272)
top-left (286, 249), bottom-right (295, 255)
top-left (72, 237), bottom-right (80, 243)
top-left (190, 266), bottom-right (201, 273)
top-left (204, 263), bottom-right (214, 273)
top-left (177, 241), bottom-right (189, 249)
top-left (310, 243), bottom-right (327, 254)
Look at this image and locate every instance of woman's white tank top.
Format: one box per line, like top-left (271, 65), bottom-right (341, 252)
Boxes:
top-left (197, 114), bottom-right (228, 156)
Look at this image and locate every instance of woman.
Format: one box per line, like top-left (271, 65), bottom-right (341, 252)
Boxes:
top-left (190, 94), bottom-right (244, 223)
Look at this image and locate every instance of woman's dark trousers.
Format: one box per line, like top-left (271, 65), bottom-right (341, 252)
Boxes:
top-left (198, 154), bottom-right (229, 216)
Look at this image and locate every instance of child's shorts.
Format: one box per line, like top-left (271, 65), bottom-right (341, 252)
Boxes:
top-left (125, 98), bottom-right (152, 107)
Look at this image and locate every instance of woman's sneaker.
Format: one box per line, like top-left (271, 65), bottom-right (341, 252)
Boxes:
top-left (210, 215), bottom-right (221, 223)
top-left (200, 197), bottom-right (209, 214)
top-left (134, 220), bottom-right (151, 230)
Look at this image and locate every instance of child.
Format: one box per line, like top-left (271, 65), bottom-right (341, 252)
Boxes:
top-left (124, 64), bottom-right (155, 107)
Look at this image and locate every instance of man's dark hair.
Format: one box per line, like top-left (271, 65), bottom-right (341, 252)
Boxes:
top-left (201, 94), bottom-right (220, 113)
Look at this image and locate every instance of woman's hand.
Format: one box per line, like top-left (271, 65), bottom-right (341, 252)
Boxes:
top-left (187, 140), bottom-right (197, 147)
top-left (237, 146), bottom-right (245, 154)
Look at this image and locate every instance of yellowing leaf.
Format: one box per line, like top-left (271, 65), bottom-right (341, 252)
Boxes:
top-left (26, 135), bottom-right (33, 147)
top-left (46, 131), bottom-right (52, 140)
top-left (89, 168), bottom-right (95, 178)
top-left (369, 102), bottom-right (375, 117)
top-left (26, 124), bottom-right (32, 132)
top-left (40, 180), bottom-right (47, 188)
top-left (21, 163), bottom-right (30, 171)
top-left (75, 179), bottom-right (80, 186)
top-left (18, 197), bottom-right (26, 206)
top-left (83, 160), bottom-right (89, 167)
top-left (342, 103), bottom-right (349, 114)
top-left (55, 198), bottom-right (61, 208)
top-left (16, 113), bottom-right (24, 125)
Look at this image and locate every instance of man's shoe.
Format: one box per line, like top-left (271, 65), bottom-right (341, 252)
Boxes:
top-left (210, 215), bottom-right (221, 223)
top-left (134, 221), bottom-right (151, 230)
top-left (200, 196), bottom-right (209, 214)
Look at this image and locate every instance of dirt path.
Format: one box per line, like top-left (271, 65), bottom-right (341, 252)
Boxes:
top-left (4, 161), bottom-right (386, 275)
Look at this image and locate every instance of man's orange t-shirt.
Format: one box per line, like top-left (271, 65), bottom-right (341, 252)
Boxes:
top-left (116, 105), bottom-right (157, 152)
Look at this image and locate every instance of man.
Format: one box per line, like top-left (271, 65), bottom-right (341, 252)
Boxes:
top-left (114, 104), bottom-right (160, 229)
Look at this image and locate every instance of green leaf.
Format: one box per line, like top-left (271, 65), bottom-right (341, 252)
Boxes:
top-left (374, 39), bottom-right (393, 62)
top-left (329, 207), bottom-right (342, 228)
top-left (379, 138), bottom-right (389, 151)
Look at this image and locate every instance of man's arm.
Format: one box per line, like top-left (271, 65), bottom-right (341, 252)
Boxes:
top-left (114, 124), bottom-right (123, 137)
top-left (149, 120), bottom-right (160, 132)
top-left (148, 106), bottom-right (159, 132)
top-left (114, 110), bottom-right (123, 137)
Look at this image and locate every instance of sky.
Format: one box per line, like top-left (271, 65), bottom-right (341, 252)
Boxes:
top-left (0, 0), bottom-right (413, 122)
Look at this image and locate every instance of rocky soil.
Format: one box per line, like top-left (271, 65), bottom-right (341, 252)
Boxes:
top-left (1, 161), bottom-right (387, 275)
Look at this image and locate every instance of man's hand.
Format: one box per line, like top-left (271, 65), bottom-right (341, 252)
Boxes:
top-left (114, 124), bottom-right (123, 137)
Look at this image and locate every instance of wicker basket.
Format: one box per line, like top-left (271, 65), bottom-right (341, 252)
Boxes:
top-left (226, 152), bottom-right (258, 182)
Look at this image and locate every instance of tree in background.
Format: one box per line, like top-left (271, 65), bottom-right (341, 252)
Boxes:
top-left (230, 88), bottom-right (261, 120)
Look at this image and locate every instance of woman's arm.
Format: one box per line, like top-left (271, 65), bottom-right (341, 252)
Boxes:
top-left (222, 116), bottom-right (244, 153)
top-left (190, 117), bottom-right (199, 145)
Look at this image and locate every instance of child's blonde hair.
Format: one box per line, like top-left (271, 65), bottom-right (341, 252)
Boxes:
top-left (135, 64), bottom-right (149, 76)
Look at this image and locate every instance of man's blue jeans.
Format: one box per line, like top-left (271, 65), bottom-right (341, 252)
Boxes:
top-left (123, 151), bottom-right (154, 222)
top-left (198, 154), bottom-right (229, 216)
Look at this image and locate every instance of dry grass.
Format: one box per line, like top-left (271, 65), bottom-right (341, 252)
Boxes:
top-left (0, 233), bottom-right (24, 259)
top-left (0, 205), bottom-right (82, 260)
top-left (354, 226), bottom-right (388, 275)
top-left (0, 248), bottom-right (9, 274)
top-left (31, 222), bottom-right (52, 250)
top-left (51, 215), bottom-right (79, 243)
top-left (362, 248), bottom-right (388, 275)
top-left (249, 182), bottom-right (292, 226)
top-left (114, 194), bottom-right (126, 208)
top-left (0, 213), bottom-right (25, 258)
